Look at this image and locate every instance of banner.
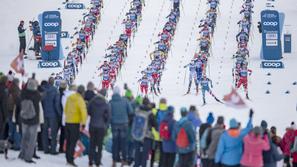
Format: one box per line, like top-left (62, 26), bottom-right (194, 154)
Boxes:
top-left (284, 34), bottom-right (291, 53)
top-left (65, 3), bottom-right (85, 9)
top-left (261, 61), bottom-right (284, 68)
top-left (260, 10), bottom-right (282, 60)
top-left (10, 52), bottom-right (25, 75)
top-left (38, 60), bottom-right (61, 68)
top-left (41, 11), bottom-right (62, 61)
top-left (61, 31), bottom-right (69, 38)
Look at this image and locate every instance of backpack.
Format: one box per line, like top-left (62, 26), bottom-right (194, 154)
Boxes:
top-left (160, 120), bottom-right (171, 140)
top-left (131, 109), bottom-right (150, 141)
top-left (20, 99), bottom-right (36, 120)
top-left (176, 127), bottom-right (190, 148)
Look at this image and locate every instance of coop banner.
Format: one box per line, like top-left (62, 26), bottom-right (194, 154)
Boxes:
top-left (41, 11), bottom-right (62, 61)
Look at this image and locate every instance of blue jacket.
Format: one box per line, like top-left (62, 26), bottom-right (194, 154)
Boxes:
top-left (42, 84), bottom-right (61, 119)
top-left (109, 94), bottom-right (133, 125)
top-left (215, 118), bottom-right (253, 165)
top-left (173, 117), bottom-right (196, 154)
top-left (187, 111), bottom-right (202, 130)
top-left (162, 112), bottom-right (176, 153)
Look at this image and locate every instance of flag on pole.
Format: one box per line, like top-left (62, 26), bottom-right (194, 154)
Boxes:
top-left (10, 52), bottom-right (25, 76)
top-left (223, 88), bottom-right (246, 108)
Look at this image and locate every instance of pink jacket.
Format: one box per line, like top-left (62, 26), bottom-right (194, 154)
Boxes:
top-left (240, 133), bottom-right (270, 167)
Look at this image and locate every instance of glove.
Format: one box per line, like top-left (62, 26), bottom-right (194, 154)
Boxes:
top-left (249, 109), bottom-right (254, 118)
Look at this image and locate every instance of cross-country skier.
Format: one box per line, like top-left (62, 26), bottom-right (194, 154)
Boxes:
top-left (101, 71), bottom-right (111, 89)
top-left (236, 29), bottom-right (249, 42)
top-left (236, 63), bottom-right (252, 99)
top-left (184, 60), bottom-right (199, 94)
top-left (138, 75), bottom-right (149, 96)
top-left (200, 75), bottom-right (221, 105)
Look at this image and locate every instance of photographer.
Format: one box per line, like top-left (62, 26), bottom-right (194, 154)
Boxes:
top-left (18, 20), bottom-right (27, 55)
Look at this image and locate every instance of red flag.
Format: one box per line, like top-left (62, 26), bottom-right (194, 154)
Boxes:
top-left (223, 88), bottom-right (246, 108)
top-left (10, 52), bottom-right (25, 75)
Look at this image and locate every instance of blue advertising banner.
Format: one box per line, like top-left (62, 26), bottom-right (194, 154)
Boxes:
top-left (260, 10), bottom-right (282, 60)
top-left (65, 3), bottom-right (85, 9)
top-left (284, 34), bottom-right (291, 53)
top-left (261, 61), bottom-right (284, 69)
top-left (41, 11), bottom-right (62, 61)
top-left (38, 60), bottom-right (61, 68)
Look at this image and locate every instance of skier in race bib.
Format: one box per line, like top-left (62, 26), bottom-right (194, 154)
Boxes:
top-left (236, 63), bottom-right (252, 99)
top-left (200, 75), bottom-right (221, 105)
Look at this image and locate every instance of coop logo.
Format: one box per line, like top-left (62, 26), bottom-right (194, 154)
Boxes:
top-left (261, 61), bottom-right (284, 69)
top-left (66, 3), bottom-right (84, 9)
top-left (44, 22), bottom-right (59, 27)
top-left (39, 61), bottom-right (61, 68)
top-left (263, 22), bottom-right (278, 26)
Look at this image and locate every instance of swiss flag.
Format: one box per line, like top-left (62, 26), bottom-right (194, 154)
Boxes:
top-left (10, 52), bottom-right (25, 76)
top-left (223, 88), bottom-right (246, 108)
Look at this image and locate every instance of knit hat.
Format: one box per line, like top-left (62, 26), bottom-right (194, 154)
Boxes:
top-left (216, 116), bottom-right (224, 125)
top-left (59, 80), bottom-right (67, 89)
top-left (135, 95), bottom-right (143, 105)
top-left (261, 120), bottom-right (268, 129)
top-left (77, 85), bottom-right (85, 95)
top-left (206, 112), bottom-right (215, 125)
top-left (229, 118), bottom-right (238, 129)
top-left (27, 79), bottom-right (38, 91)
top-left (143, 97), bottom-right (150, 106)
top-left (168, 106), bottom-right (175, 113)
top-left (113, 86), bottom-right (121, 95)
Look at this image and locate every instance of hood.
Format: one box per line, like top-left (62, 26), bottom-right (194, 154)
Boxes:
top-left (92, 95), bottom-right (106, 105)
top-left (111, 94), bottom-right (122, 101)
top-left (164, 112), bottom-right (174, 121)
top-left (227, 129), bottom-right (240, 138)
top-left (178, 117), bottom-right (188, 126)
top-left (159, 103), bottom-right (168, 111)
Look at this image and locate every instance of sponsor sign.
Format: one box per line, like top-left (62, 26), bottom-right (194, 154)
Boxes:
top-left (261, 61), bottom-right (284, 68)
top-left (65, 3), bottom-right (85, 9)
top-left (41, 11), bottom-right (62, 61)
top-left (38, 60), bottom-right (61, 68)
top-left (61, 31), bottom-right (69, 38)
top-left (261, 10), bottom-right (282, 60)
top-left (284, 34), bottom-right (291, 53)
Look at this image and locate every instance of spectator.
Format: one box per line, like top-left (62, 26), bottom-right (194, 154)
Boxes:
top-left (292, 130), bottom-right (297, 167)
top-left (199, 112), bottom-right (215, 166)
top-left (187, 105), bottom-right (202, 130)
top-left (64, 85), bottom-right (87, 166)
top-left (88, 89), bottom-right (110, 167)
top-left (173, 107), bottom-right (196, 167)
top-left (133, 97), bottom-right (156, 167)
top-left (58, 80), bottom-right (67, 153)
top-left (0, 76), bottom-right (9, 140)
top-left (84, 81), bottom-right (96, 103)
top-left (240, 126), bottom-right (270, 167)
top-left (205, 116), bottom-right (225, 167)
top-left (215, 109), bottom-right (254, 166)
top-left (19, 79), bottom-right (41, 163)
top-left (41, 77), bottom-right (61, 154)
top-left (270, 126), bottom-right (282, 146)
top-left (161, 106), bottom-right (176, 167)
top-left (280, 122), bottom-right (296, 167)
top-left (109, 86), bottom-right (133, 167)
top-left (7, 78), bottom-right (21, 150)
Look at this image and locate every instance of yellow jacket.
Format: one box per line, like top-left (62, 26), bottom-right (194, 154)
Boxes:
top-left (64, 93), bottom-right (87, 125)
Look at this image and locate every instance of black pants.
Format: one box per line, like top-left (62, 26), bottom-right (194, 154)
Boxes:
top-left (65, 123), bottom-right (80, 164)
top-left (59, 125), bottom-right (65, 152)
top-left (162, 152), bottom-right (176, 167)
top-left (150, 141), bottom-right (164, 167)
top-left (19, 37), bottom-right (26, 53)
top-left (88, 127), bottom-right (105, 166)
top-left (284, 155), bottom-right (291, 167)
top-left (178, 151), bottom-right (195, 167)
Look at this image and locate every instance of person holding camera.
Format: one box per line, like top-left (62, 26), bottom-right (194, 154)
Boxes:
top-left (18, 20), bottom-right (27, 55)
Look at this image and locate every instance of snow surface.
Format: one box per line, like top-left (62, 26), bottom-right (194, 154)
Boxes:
top-left (0, 0), bottom-right (297, 166)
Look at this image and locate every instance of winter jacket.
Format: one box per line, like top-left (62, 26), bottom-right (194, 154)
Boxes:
top-left (280, 128), bottom-right (295, 156)
top-left (263, 143), bottom-right (284, 167)
top-left (173, 117), bottom-right (196, 154)
top-left (109, 94), bottom-right (133, 125)
top-left (41, 84), bottom-right (61, 119)
top-left (64, 93), bottom-right (87, 125)
top-left (206, 124), bottom-right (225, 159)
top-left (84, 90), bottom-right (96, 102)
top-left (20, 89), bottom-right (41, 125)
top-left (7, 83), bottom-right (21, 124)
top-left (292, 130), bottom-right (297, 163)
top-left (240, 134), bottom-right (270, 167)
top-left (88, 94), bottom-right (110, 129)
top-left (0, 83), bottom-right (9, 136)
top-left (18, 25), bottom-right (26, 38)
top-left (162, 112), bottom-right (177, 153)
top-left (137, 104), bottom-right (157, 139)
top-left (156, 103), bottom-right (168, 130)
top-left (215, 118), bottom-right (253, 165)
top-left (187, 111), bottom-right (201, 130)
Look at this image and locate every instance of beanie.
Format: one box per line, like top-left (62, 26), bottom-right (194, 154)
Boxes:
top-left (261, 120), bottom-right (268, 129)
top-left (229, 118), bottom-right (238, 129)
top-left (206, 112), bottom-right (215, 125)
top-left (217, 116), bottom-right (224, 125)
top-left (113, 86), bottom-right (121, 95)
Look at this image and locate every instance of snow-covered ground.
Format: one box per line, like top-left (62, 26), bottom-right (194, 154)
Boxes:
top-left (0, 0), bottom-right (297, 166)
